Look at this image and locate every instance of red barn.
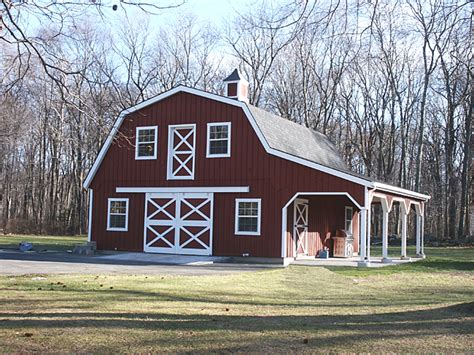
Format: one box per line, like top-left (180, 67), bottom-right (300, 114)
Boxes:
top-left (84, 69), bottom-right (430, 265)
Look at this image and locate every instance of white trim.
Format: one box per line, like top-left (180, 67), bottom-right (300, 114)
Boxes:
top-left (83, 86), bottom-right (375, 189)
top-left (293, 198), bottom-right (309, 257)
top-left (135, 126), bottom-right (158, 160)
top-left (167, 123), bottom-right (196, 180)
top-left (116, 186), bottom-right (249, 193)
top-left (144, 192), bottom-right (213, 255)
top-left (206, 122), bottom-right (231, 158)
top-left (235, 198), bottom-right (262, 236)
top-left (280, 191), bottom-right (363, 258)
top-left (83, 85), bottom-right (430, 202)
top-left (107, 198), bottom-right (129, 232)
top-left (373, 182), bottom-right (430, 201)
top-left (87, 189), bottom-right (93, 242)
top-left (345, 206), bottom-right (353, 236)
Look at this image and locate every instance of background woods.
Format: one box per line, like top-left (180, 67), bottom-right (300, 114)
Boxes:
top-left (0, 0), bottom-right (472, 240)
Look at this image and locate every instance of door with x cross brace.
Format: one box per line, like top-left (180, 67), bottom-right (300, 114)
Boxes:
top-left (144, 192), bottom-right (213, 255)
top-left (167, 124), bottom-right (196, 180)
top-left (294, 199), bottom-right (309, 256)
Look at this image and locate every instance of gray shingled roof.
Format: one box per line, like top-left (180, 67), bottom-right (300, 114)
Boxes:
top-left (248, 105), bottom-right (350, 173)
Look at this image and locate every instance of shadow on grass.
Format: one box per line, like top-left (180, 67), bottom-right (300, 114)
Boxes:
top-left (0, 302), bottom-right (472, 350)
top-left (327, 257), bottom-right (474, 277)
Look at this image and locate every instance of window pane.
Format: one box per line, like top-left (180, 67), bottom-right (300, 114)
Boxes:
top-left (209, 140), bottom-right (228, 155)
top-left (138, 129), bottom-right (155, 142)
top-left (238, 216), bottom-right (258, 232)
top-left (210, 125), bottom-right (228, 139)
top-left (345, 221), bottom-right (351, 231)
top-left (138, 143), bottom-right (155, 157)
top-left (346, 208), bottom-right (352, 220)
top-left (110, 201), bottom-right (126, 214)
top-left (239, 202), bottom-right (258, 216)
top-left (110, 214), bottom-right (126, 228)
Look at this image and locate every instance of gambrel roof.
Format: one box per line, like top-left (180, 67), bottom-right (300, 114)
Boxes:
top-left (249, 105), bottom-right (348, 172)
top-left (83, 85), bottom-right (430, 201)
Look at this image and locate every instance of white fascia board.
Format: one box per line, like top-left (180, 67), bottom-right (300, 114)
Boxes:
top-left (83, 86), bottom-right (245, 189)
top-left (116, 186), bottom-right (250, 193)
top-left (83, 85), bottom-right (374, 189)
top-left (372, 182), bottom-right (431, 201)
top-left (239, 105), bottom-right (373, 188)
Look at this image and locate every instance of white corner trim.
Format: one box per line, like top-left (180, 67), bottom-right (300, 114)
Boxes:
top-left (107, 198), bottom-right (129, 232)
top-left (116, 186), bottom-right (249, 193)
top-left (135, 126), bottom-right (158, 160)
top-left (87, 189), bottom-right (93, 242)
top-left (206, 122), bottom-right (231, 158)
top-left (235, 198), bottom-right (262, 236)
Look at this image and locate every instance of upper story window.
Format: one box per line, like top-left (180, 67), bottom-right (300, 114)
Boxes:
top-left (107, 198), bottom-right (129, 231)
top-left (235, 198), bottom-right (261, 236)
top-left (345, 206), bottom-right (353, 235)
top-left (206, 122), bottom-right (231, 158)
top-left (135, 126), bottom-right (158, 160)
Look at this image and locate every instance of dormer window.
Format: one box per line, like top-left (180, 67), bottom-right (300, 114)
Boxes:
top-left (206, 122), bottom-right (231, 158)
top-left (135, 126), bottom-right (158, 160)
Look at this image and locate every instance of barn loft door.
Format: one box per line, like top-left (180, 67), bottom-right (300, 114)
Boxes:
top-left (167, 124), bottom-right (196, 180)
top-left (294, 199), bottom-right (309, 257)
top-left (144, 192), bottom-right (213, 255)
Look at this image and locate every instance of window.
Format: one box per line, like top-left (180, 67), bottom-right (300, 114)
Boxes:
top-left (235, 198), bottom-right (261, 235)
top-left (345, 206), bottom-right (353, 235)
top-left (107, 198), bottom-right (129, 231)
top-left (135, 126), bottom-right (158, 159)
top-left (206, 122), bottom-right (231, 158)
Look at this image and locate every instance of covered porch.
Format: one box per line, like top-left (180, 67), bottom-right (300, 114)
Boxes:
top-left (282, 192), bottom-right (363, 261)
top-left (281, 186), bottom-right (430, 267)
top-left (358, 186), bottom-right (430, 267)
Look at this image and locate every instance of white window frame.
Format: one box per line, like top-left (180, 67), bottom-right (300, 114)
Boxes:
top-left (206, 122), bottom-right (231, 158)
top-left (235, 198), bottom-right (261, 236)
top-left (345, 206), bottom-right (353, 236)
top-left (107, 198), bottom-right (129, 231)
top-left (135, 126), bottom-right (158, 160)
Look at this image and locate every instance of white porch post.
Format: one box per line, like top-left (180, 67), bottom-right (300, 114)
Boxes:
top-left (366, 205), bottom-right (372, 262)
top-left (381, 207), bottom-right (391, 263)
top-left (415, 214), bottom-right (422, 257)
top-left (359, 208), bottom-right (367, 261)
top-left (420, 202), bottom-right (425, 257)
top-left (400, 210), bottom-right (410, 260)
top-left (416, 211), bottom-right (426, 259)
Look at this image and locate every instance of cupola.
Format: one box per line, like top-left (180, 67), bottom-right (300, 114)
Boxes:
top-left (223, 68), bottom-right (249, 103)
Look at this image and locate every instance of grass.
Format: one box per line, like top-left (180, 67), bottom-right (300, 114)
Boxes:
top-left (0, 237), bottom-right (472, 353)
top-left (0, 234), bottom-right (86, 251)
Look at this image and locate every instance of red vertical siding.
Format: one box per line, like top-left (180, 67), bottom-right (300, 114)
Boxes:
top-left (90, 92), bottom-right (366, 257)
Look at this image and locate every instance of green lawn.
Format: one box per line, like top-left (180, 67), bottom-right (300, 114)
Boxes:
top-left (0, 238), bottom-right (472, 353)
top-left (0, 234), bottom-right (86, 251)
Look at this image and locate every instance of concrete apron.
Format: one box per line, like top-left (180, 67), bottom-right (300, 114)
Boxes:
top-left (98, 252), bottom-right (231, 266)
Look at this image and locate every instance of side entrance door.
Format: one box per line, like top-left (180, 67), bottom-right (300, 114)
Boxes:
top-left (294, 198), bottom-right (309, 257)
top-left (144, 192), bottom-right (213, 255)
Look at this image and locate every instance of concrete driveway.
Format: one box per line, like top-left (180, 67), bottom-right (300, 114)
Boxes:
top-left (0, 250), bottom-right (277, 276)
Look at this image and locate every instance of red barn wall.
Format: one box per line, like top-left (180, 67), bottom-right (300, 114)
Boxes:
top-left (285, 196), bottom-right (360, 258)
top-left (90, 92), bottom-right (365, 258)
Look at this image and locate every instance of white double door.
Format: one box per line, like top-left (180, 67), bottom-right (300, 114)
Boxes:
top-left (144, 192), bottom-right (213, 255)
